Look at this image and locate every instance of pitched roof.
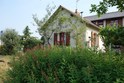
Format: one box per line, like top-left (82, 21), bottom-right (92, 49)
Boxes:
top-left (59, 5), bottom-right (99, 30)
top-left (44, 5), bottom-right (99, 31)
top-left (84, 11), bottom-right (124, 21)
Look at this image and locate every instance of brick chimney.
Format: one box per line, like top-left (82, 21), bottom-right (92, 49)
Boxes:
top-left (75, 9), bottom-right (80, 16)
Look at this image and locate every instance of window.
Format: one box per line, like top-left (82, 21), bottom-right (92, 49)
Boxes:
top-left (92, 21), bottom-right (104, 27)
top-left (115, 20), bottom-right (118, 26)
top-left (91, 31), bottom-right (99, 47)
top-left (54, 32), bottom-right (70, 46)
top-left (92, 21), bottom-right (97, 25)
top-left (98, 21), bottom-right (103, 27)
top-left (70, 14), bottom-right (74, 17)
top-left (110, 20), bottom-right (118, 27)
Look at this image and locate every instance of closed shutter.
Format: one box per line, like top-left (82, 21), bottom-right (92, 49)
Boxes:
top-left (97, 35), bottom-right (99, 47)
top-left (91, 31), bottom-right (94, 47)
top-left (54, 33), bottom-right (57, 45)
top-left (94, 33), bottom-right (97, 46)
top-left (66, 32), bottom-right (70, 46)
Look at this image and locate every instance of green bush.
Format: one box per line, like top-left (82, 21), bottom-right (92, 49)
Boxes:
top-left (4, 47), bottom-right (124, 83)
top-left (100, 26), bottom-right (124, 51)
top-left (0, 29), bottom-right (20, 55)
top-left (0, 45), bottom-right (7, 55)
top-left (22, 37), bottom-right (41, 52)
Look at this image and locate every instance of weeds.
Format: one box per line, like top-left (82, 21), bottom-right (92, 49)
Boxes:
top-left (4, 47), bottom-right (124, 83)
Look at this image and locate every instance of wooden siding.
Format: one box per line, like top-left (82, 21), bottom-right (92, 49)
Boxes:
top-left (106, 17), bottom-right (123, 26)
top-left (91, 17), bottom-right (123, 27)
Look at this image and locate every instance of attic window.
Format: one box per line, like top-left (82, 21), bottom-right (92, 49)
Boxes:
top-left (70, 14), bottom-right (74, 17)
top-left (61, 8), bottom-right (64, 10)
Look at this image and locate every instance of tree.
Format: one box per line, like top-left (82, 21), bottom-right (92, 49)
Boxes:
top-left (23, 26), bottom-right (31, 39)
top-left (22, 37), bottom-right (41, 51)
top-left (90, 0), bottom-right (124, 16)
top-left (33, 4), bottom-right (56, 46)
top-left (0, 29), bottom-right (20, 55)
top-left (100, 26), bottom-right (124, 51)
top-left (21, 26), bottom-right (41, 52)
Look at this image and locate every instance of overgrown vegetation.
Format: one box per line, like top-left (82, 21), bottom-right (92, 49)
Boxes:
top-left (20, 26), bottom-right (41, 52)
top-left (90, 0), bottom-right (124, 16)
top-left (33, 4), bottom-right (56, 46)
top-left (0, 55), bottom-right (13, 82)
top-left (0, 27), bottom-right (41, 55)
top-left (0, 29), bottom-right (20, 55)
top-left (4, 47), bottom-right (124, 83)
top-left (100, 26), bottom-right (124, 51)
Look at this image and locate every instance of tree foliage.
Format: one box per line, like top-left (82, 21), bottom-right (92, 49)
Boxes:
top-left (4, 47), bottom-right (124, 83)
top-left (22, 37), bottom-right (41, 52)
top-left (23, 26), bottom-right (32, 39)
top-left (100, 26), bottom-right (124, 50)
top-left (0, 29), bottom-right (20, 55)
top-left (90, 0), bottom-right (124, 16)
top-left (33, 5), bottom-right (56, 46)
top-left (21, 26), bottom-right (41, 52)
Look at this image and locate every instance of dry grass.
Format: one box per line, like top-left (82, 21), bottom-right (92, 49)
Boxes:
top-left (0, 55), bottom-right (13, 83)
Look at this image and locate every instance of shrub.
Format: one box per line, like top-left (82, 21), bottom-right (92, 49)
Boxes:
top-left (0, 45), bottom-right (3, 54)
top-left (20, 26), bottom-right (41, 52)
top-left (22, 37), bottom-right (41, 52)
top-left (0, 29), bottom-right (20, 55)
top-left (4, 47), bottom-right (124, 83)
top-left (100, 26), bottom-right (124, 51)
top-left (0, 45), bottom-right (9, 55)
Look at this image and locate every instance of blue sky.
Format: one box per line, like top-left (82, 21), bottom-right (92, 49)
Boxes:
top-left (0, 0), bottom-right (117, 38)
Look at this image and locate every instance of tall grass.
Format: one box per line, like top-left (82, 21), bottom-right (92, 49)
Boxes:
top-left (4, 47), bottom-right (124, 83)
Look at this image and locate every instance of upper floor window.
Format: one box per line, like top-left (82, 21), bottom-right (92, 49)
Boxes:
top-left (98, 21), bottom-right (104, 27)
top-left (92, 21), bottom-right (97, 25)
top-left (110, 20), bottom-right (118, 27)
top-left (92, 21), bottom-right (104, 27)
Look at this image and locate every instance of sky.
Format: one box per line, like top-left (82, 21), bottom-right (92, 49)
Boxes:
top-left (0, 0), bottom-right (117, 38)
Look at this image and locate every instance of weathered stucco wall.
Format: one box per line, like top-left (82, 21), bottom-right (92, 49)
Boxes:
top-left (86, 28), bottom-right (104, 50)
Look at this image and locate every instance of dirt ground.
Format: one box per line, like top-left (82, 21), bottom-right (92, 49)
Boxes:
top-left (0, 55), bottom-right (12, 83)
